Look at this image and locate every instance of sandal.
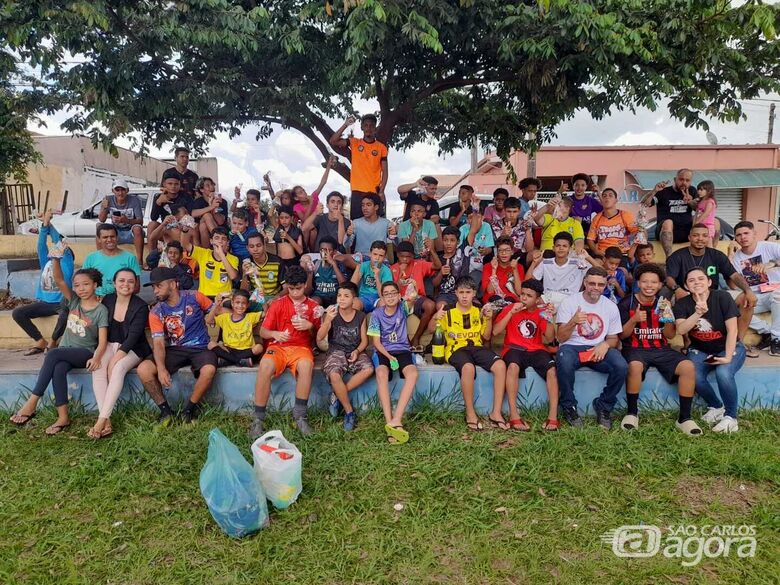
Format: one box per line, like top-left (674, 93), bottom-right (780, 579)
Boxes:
top-left (745, 345), bottom-right (759, 359)
top-left (465, 418), bottom-right (484, 432)
top-left (675, 419), bottom-right (703, 436)
top-left (508, 418), bottom-right (531, 431)
top-left (10, 411), bottom-right (36, 426)
top-left (384, 424), bottom-right (409, 445)
top-left (489, 417), bottom-right (510, 430)
top-left (45, 422), bottom-right (71, 436)
top-left (23, 347), bottom-right (44, 356)
top-left (620, 414), bottom-right (639, 430)
top-left (541, 418), bottom-right (560, 431)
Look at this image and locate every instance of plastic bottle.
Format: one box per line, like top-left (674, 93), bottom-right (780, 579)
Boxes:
top-left (431, 324), bottom-right (446, 365)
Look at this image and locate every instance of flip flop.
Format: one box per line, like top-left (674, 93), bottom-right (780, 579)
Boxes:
top-left (45, 422), bottom-right (71, 436)
top-left (489, 417), bottom-right (510, 430)
top-left (10, 412), bottom-right (36, 426)
top-left (465, 418), bottom-right (484, 432)
top-left (745, 345), bottom-right (759, 359)
top-left (675, 419), bottom-right (703, 436)
top-left (384, 424), bottom-right (409, 445)
top-left (23, 347), bottom-right (44, 356)
top-left (541, 418), bottom-right (560, 431)
top-left (508, 417), bottom-right (531, 431)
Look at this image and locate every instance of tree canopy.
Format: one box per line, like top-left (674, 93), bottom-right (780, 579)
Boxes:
top-left (2, 0), bottom-right (779, 182)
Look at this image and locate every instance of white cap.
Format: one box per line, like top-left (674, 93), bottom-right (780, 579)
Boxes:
top-left (112, 178), bottom-right (129, 190)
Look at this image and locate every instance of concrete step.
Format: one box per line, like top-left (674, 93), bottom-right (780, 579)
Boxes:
top-left (6, 270), bottom-right (157, 306)
top-left (0, 235), bottom-right (136, 265)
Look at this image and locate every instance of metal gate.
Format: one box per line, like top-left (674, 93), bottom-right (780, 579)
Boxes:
top-left (714, 188), bottom-right (743, 229)
top-left (0, 183), bottom-right (35, 235)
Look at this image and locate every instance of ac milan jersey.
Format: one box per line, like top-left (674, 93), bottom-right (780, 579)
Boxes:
top-left (618, 294), bottom-right (668, 349)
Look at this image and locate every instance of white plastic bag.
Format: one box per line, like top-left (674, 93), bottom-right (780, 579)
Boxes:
top-left (251, 430), bottom-right (303, 509)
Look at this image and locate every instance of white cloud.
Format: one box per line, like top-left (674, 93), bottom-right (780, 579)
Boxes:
top-left (608, 131), bottom-right (674, 146)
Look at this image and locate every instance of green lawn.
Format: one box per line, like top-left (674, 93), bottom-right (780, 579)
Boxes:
top-left (0, 405), bottom-right (778, 585)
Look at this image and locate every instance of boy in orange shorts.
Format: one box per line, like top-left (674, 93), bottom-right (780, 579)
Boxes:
top-left (251, 265), bottom-right (322, 439)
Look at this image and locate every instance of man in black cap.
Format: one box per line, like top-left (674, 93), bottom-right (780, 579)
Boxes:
top-left (136, 267), bottom-right (218, 426)
top-left (162, 147), bottom-right (199, 197)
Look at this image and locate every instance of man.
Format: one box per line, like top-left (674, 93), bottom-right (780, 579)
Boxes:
top-left (398, 176), bottom-right (440, 223)
top-left (98, 179), bottom-right (145, 267)
top-left (555, 267), bottom-right (628, 429)
top-left (491, 196), bottom-right (535, 262)
top-left (518, 177), bottom-right (542, 219)
top-left (83, 224), bottom-right (142, 296)
top-left (618, 264), bottom-right (700, 434)
top-left (586, 188), bottom-right (637, 259)
top-left (345, 193), bottom-right (392, 257)
top-left (330, 114), bottom-right (389, 219)
top-left (137, 267), bottom-right (218, 426)
top-left (147, 176), bottom-right (194, 253)
top-left (301, 190), bottom-right (352, 252)
top-left (162, 147), bottom-right (199, 197)
top-left (640, 169), bottom-right (697, 257)
top-left (729, 221), bottom-right (780, 355)
top-left (666, 224), bottom-right (757, 354)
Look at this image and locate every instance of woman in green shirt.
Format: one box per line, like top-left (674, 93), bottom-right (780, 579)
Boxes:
top-left (10, 252), bottom-right (109, 435)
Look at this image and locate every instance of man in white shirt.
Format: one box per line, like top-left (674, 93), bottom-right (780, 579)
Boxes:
top-left (556, 267), bottom-right (627, 429)
top-left (730, 221), bottom-right (780, 356)
top-left (530, 231), bottom-right (598, 306)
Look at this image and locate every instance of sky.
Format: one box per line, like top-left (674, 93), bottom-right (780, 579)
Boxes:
top-left (30, 95), bottom-right (778, 218)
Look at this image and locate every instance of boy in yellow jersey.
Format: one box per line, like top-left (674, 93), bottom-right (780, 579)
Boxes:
top-left (183, 226), bottom-right (239, 299)
top-left (429, 276), bottom-right (508, 432)
top-left (206, 289), bottom-right (263, 367)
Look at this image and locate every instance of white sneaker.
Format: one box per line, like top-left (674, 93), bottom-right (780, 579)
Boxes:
top-left (702, 407), bottom-right (725, 425)
top-left (712, 416), bottom-right (739, 434)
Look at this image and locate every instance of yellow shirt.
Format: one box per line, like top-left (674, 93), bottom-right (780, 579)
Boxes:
top-left (437, 306), bottom-right (485, 361)
top-left (540, 214), bottom-right (585, 251)
top-left (215, 312), bottom-right (261, 350)
top-left (190, 246), bottom-right (239, 297)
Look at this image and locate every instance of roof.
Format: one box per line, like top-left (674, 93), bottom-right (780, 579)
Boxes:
top-left (629, 169), bottom-right (780, 189)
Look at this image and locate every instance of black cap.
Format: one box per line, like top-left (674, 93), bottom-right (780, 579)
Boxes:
top-left (144, 267), bottom-right (179, 286)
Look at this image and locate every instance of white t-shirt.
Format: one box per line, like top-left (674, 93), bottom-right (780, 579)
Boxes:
top-left (557, 292), bottom-right (622, 347)
top-left (731, 241), bottom-right (780, 291)
top-left (533, 258), bottom-right (588, 295)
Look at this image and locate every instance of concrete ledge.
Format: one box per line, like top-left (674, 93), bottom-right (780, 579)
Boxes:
top-left (0, 235), bottom-right (136, 265)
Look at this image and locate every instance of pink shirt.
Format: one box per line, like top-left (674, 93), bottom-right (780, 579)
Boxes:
top-left (293, 191), bottom-right (320, 221)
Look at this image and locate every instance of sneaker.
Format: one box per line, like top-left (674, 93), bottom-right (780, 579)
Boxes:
top-left (155, 410), bottom-right (174, 430)
top-left (756, 333), bottom-right (772, 351)
top-left (561, 406), bottom-right (583, 428)
top-left (593, 398), bottom-right (612, 430)
top-left (328, 393), bottom-right (342, 418)
top-left (712, 415), bottom-right (739, 433)
top-left (181, 404), bottom-right (200, 424)
top-left (293, 416), bottom-right (314, 436)
top-left (248, 417), bottom-right (265, 441)
top-left (770, 338), bottom-right (780, 356)
top-left (343, 411), bottom-right (357, 432)
top-left (702, 406), bottom-right (725, 425)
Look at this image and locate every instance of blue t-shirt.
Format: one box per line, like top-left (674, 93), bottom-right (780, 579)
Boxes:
top-left (149, 290), bottom-right (213, 348)
top-left (36, 225), bottom-right (74, 304)
top-left (367, 303), bottom-right (411, 352)
top-left (82, 250), bottom-right (141, 297)
top-left (350, 217), bottom-right (391, 256)
top-left (358, 261), bottom-right (393, 296)
top-left (229, 227), bottom-right (258, 261)
top-left (603, 269), bottom-right (627, 303)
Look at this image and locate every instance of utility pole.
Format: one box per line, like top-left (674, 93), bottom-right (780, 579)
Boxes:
top-left (470, 142), bottom-right (478, 173)
top-left (769, 103), bottom-right (776, 144)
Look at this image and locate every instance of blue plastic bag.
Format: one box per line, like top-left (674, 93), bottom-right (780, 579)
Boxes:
top-left (200, 428), bottom-right (269, 538)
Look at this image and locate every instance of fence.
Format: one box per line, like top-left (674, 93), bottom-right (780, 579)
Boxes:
top-left (0, 185), bottom-right (68, 235)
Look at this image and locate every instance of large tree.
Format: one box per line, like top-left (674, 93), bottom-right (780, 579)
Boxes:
top-left (2, 0), bottom-right (778, 182)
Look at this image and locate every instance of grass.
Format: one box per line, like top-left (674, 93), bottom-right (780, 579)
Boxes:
top-left (0, 404), bottom-right (778, 585)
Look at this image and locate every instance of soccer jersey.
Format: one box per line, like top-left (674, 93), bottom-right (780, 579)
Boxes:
top-left (496, 305), bottom-right (548, 354)
top-left (190, 246), bottom-right (239, 297)
top-left (368, 303), bottom-right (411, 352)
top-left (532, 257), bottom-right (587, 295)
top-left (358, 261), bottom-right (393, 296)
top-left (569, 195), bottom-right (602, 223)
top-left (539, 215), bottom-right (585, 250)
top-left (348, 137), bottom-right (388, 193)
top-left (587, 210), bottom-right (637, 254)
top-left (438, 305), bottom-right (485, 360)
top-left (261, 295), bottom-right (321, 349)
top-left (313, 261), bottom-right (343, 300)
top-left (391, 260), bottom-right (435, 298)
top-left (149, 290), bottom-right (213, 348)
top-left (245, 254), bottom-right (283, 297)
top-left (481, 263), bottom-right (523, 304)
top-left (215, 312), bottom-right (262, 350)
top-left (229, 227), bottom-right (259, 261)
top-left (438, 248), bottom-right (471, 295)
top-left (618, 294), bottom-right (669, 350)
top-left (458, 222), bottom-right (494, 270)
top-left (397, 219), bottom-right (437, 257)
top-left (491, 219), bottom-right (531, 254)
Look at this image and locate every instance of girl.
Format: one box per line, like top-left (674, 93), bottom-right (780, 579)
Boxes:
top-left (90, 269), bottom-right (151, 438)
top-left (192, 177), bottom-right (226, 246)
top-left (273, 206), bottom-right (304, 276)
top-left (694, 180), bottom-right (717, 246)
top-left (207, 289), bottom-right (263, 367)
top-left (673, 267), bottom-right (745, 433)
top-left (292, 155), bottom-right (335, 225)
top-left (10, 253), bottom-right (109, 435)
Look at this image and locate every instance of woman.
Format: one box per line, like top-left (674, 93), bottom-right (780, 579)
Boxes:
top-left (9, 252), bottom-right (108, 435)
top-left (90, 269), bottom-right (151, 438)
top-left (192, 177), bottom-right (227, 246)
top-left (673, 267), bottom-right (745, 433)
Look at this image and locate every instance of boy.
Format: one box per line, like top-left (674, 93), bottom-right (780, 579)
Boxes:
top-left (272, 205), bottom-right (304, 276)
top-left (459, 209), bottom-right (495, 282)
top-left (148, 176), bottom-right (193, 253)
top-left (390, 241), bottom-right (441, 351)
top-left (351, 240), bottom-right (393, 312)
top-left (231, 187), bottom-right (265, 230)
top-left (449, 185), bottom-right (479, 227)
top-left (532, 196), bottom-right (585, 252)
top-left (529, 231), bottom-right (596, 307)
top-left (302, 190), bottom-right (352, 252)
top-left (433, 226), bottom-right (471, 309)
top-left (160, 241), bottom-right (195, 290)
top-left (493, 279), bottom-right (559, 431)
top-left (603, 246), bottom-right (628, 302)
top-left (229, 208), bottom-right (259, 262)
top-left (429, 276), bottom-right (507, 431)
top-left (397, 201), bottom-right (439, 258)
top-left (316, 282), bottom-right (374, 431)
top-left (482, 237), bottom-right (524, 307)
top-left (368, 281), bottom-right (418, 444)
top-left (208, 289), bottom-right (263, 367)
top-left (491, 197), bottom-right (534, 261)
top-left (305, 236), bottom-right (347, 307)
top-left (627, 243), bottom-right (656, 294)
top-left (183, 226), bottom-right (239, 299)
top-left (252, 266), bottom-right (322, 439)
top-left (241, 233), bottom-right (283, 310)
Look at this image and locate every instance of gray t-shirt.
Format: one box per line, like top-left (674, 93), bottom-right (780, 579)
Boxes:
top-left (61, 296), bottom-right (109, 350)
top-left (328, 310), bottom-right (365, 353)
top-left (106, 195), bottom-right (144, 231)
top-left (313, 213), bottom-right (351, 251)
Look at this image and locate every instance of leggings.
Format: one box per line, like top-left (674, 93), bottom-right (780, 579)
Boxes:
top-left (212, 345), bottom-right (255, 366)
top-left (92, 342), bottom-right (142, 418)
top-left (12, 301), bottom-right (67, 342)
top-left (31, 347), bottom-right (94, 407)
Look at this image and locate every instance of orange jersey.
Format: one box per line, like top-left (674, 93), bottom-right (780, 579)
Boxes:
top-left (348, 137), bottom-right (387, 192)
top-left (587, 210), bottom-right (637, 254)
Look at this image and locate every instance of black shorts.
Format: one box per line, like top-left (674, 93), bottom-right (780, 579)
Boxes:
top-left (503, 348), bottom-right (555, 379)
top-left (146, 346), bottom-right (218, 377)
top-left (435, 292), bottom-right (457, 308)
top-left (623, 347), bottom-right (689, 384)
top-left (448, 345), bottom-right (501, 376)
top-left (655, 221), bottom-right (691, 244)
top-left (376, 350), bottom-right (415, 379)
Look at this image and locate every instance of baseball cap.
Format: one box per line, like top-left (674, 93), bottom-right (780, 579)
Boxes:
top-left (112, 179), bottom-right (129, 190)
top-left (144, 267), bottom-right (179, 286)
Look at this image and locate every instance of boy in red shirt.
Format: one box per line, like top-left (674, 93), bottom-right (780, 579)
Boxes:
top-left (493, 279), bottom-right (559, 431)
top-left (390, 241), bottom-right (441, 352)
top-left (251, 266), bottom-right (322, 439)
top-left (482, 237), bottom-right (524, 307)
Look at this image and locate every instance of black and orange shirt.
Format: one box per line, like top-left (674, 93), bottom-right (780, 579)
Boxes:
top-left (618, 294), bottom-right (668, 350)
top-left (348, 137), bottom-right (388, 193)
top-left (149, 290), bottom-right (213, 348)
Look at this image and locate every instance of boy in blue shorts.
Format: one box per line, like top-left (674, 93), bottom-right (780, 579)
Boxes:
top-left (350, 240), bottom-right (393, 312)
